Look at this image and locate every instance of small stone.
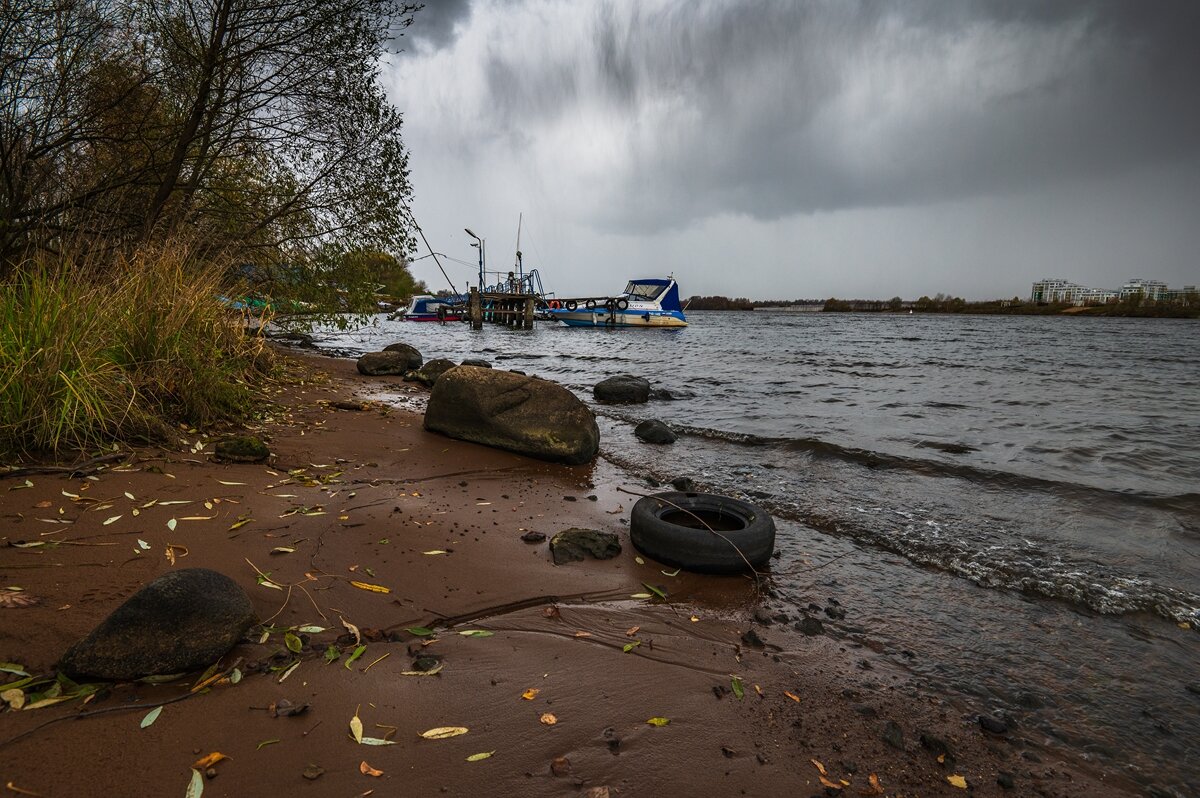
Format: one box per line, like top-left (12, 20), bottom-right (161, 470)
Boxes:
top-left (302, 765), bottom-right (324, 780)
top-left (205, 769), bottom-right (217, 780)
top-left (740, 629), bottom-right (766, 648)
top-left (721, 746), bottom-right (736, 758)
top-left (412, 655), bottom-right (441, 672)
top-left (881, 720), bottom-right (904, 750)
top-left (563, 495), bottom-right (577, 502)
top-left (824, 604), bottom-right (846, 620)
top-left (919, 732), bottom-right (954, 763)
top-left (795, 617), bottom-right (824, 636)
top-left (551, 756), bottom-right (571, 777)
top-left (520, 531), bottom-right (547, 543)
top-left (634, 419), bottom-right (677, 444)
top-left (602, 727), bottom-right (621, 754)
top-left (979, 714), bottom-right (1009, 735)
top-left (752, 608), bottom-right (773, 625)
top-left (997, 771), bottom-right (1015, 790)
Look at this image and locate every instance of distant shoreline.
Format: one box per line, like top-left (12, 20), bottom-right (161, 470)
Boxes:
top-left (686, 298), bottom-right (1200, 319)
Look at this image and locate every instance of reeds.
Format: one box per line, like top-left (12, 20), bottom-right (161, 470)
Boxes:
top-left (0, 242), bottom-right (270, 457)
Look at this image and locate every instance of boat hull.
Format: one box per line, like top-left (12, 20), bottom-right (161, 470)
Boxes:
top-left (401, 313), bottom-right (463, 322)
top-left (548, 309), bottom-right (687, 328)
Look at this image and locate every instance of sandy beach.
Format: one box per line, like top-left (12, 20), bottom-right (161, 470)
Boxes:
top-left (0, 349), bottom-right (1137, 797)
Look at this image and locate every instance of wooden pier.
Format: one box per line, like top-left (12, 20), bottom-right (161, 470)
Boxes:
top-left (468, 287), bottom-right (537, 330)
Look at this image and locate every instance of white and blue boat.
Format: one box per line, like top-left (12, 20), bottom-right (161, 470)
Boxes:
top-left (395, 294), bottom-right (465, 322)
top-left (547, 277), bottom-right (688, 328)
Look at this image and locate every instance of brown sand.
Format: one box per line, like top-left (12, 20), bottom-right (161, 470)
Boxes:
top-left (0, 350), bottom-right (1136, 796)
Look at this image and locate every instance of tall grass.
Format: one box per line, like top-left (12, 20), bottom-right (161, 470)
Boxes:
top-left (0, 242), bottom-right (271, 458)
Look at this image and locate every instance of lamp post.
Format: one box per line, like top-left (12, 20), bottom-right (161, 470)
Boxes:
top-left (464, 228), bottom-right (484, 291)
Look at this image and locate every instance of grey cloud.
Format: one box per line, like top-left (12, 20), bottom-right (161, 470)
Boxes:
top-left (464, 0), bottom-right (1200, 233)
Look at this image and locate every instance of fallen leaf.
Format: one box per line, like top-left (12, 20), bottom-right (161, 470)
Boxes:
top-left (947, 775), bottom-right (968, 789)
top-left (643, 582), bottom-right (668, 600)
top-left (458, 630), bottom-right (493, 638)
top-left (350, 713), bottom-right (364, 743)
top-left (646, 717), bottom-right (670, 726)
top-left (630, 593), bottom-right (653, 599)
top-left (521, 688), bottom-right (540, 700)
top-left (661, 567), bottom-right (681, 577)
top-left (859, 773), bottom-right (885, 796)
top-left (341, 617), bottom-right (361, 645)
top-left (818, 774), bottom-right (843, 790)
top-left (103, 515), bottom-right (122, 525)
top-left (137, 539), bottom-right (151, 550)
top-left (573, 631), bottom-right (592, 638)
top-left (399, 664), bottom-right (443, 676)
top-left (625, 626), bottom-right (640, 636)
top-left (405, 626), bottom-right (435, 637)
top-left (634, 556), bottom-right (645, 565)
top-left (2, 688), bottom-right (26, 710)
top-left (350, 581), bottom-right (390, 593)
top-left (466, 751), bottom-right (495, 762)
top-left (811, 759), bottom-right (827, 776)
top-left (359, 761), bottom-right (383, 777)
top-left (185, 768), bottom-right (205, 798)
top-left (0, 590), bottom-right (39, 608)
top-left (359, 736), bottom-right (396, 746)
top-left (345, 644), bottom-right (367, 669)
top-left (731, 676), bottom-right (745, 700)
top-left (166, 518), bottom-right (177, 531)
top-left (218, 480), bottom-right (246, 486)
top-left (271, 547), bottom-right (296, 555)
top-left (256, 739), bottom-right (280, 750)
top-left (622, 641), bottom-right (641, 653)
top-left (422, 550), bottom-right (448, 555)
top-left (784, 691), bottom-right (801, 703)
top-left (179, 515), bottom-right (215, 521)
top-left (689, 615), bottom-right (700, 622)
top-left (192, 752), bottom-right (228, 769)
top-left (539, 713), bottom-right (557, 726)
top-left (419, 726), bottom-right (469, 739)
top-left (140, 705), bottom-right (163, 728)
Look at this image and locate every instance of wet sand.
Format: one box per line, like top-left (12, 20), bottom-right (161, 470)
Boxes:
top-left (0, 350), bottom-right (1136, 796)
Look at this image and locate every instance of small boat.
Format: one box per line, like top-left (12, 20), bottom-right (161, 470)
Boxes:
top-left (395, 294), bottom-right (464, 322)
top-left (547, 277), bottom-right (688, 328)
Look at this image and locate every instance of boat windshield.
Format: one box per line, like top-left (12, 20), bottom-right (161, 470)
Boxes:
top-left (623, 282), bottom-right (666, 300)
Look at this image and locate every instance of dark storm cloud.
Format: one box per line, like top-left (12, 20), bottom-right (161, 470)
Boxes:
top-left (409, 0), bottom-right (474, 48)
top-left (465, 0), bottom-right (1200, 232)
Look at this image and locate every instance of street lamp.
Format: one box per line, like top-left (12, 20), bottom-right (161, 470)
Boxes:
top-left (464, 228), bottom-right (484, 291)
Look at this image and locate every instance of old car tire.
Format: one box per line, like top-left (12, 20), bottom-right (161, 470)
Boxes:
top-left (630, 492), bottom-right (775, 574)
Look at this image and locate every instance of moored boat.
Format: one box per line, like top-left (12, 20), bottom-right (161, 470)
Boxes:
top-left (547, 278), bottom-right (688, 328)
top-left (395, 294), bottom-right (465, 322)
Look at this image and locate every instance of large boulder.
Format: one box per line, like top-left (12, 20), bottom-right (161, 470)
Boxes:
top-left (357, 350), bottom-right (411, 376)
top-left (213, 435), bottom-right (270, 463)
top-left (594, 375), bottom-right (650, 404)
top-left (406, 357), bottom-right (457, 387)
top-left (382, 342), bottom-right (423, 370)
top-left (425, 367), bottom-right (599, 464)
top-left (59, 568), bottom-right (256, 680)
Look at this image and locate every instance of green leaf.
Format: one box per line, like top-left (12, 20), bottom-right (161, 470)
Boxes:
top-left (0, 663), bottom-right (29, 677)
top-left (185, 767), bottom-right (204, 798)
top-left (141, 705), bottom-right (163, 728)
top-left (630, 593), bottom-right (653, 599)
top-left (344, 644), bottom-right (367, 669)
top-left (359, 736), bottom-right (397, 745)
top-left (297, 625), bottom-right (326, 634)
top-left (622, 641), bottom-right (641, 653)
top-left (284, 631), bottom-right (303, 653)
top-left (406, 626), bottom-right (435, 637)
top-left (323, 644), bottom-right (341, 664)
top-left (458, 630), bottom-right (493, 638)
top-left (642, 582), bottom-right (668, 600)
top-left (661, 567), bottom-right (681, 577)
top-left (731, 676), bottom-right (744, 700)
top-left (256, 739), bottom-right (280, 750)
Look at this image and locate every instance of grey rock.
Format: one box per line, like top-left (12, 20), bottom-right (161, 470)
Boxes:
top-left (670, 476), bottom-right (696, 492)
top-left (382, 342), bottom-right (423, 370)
top-left (634, 419), bottom-right (677, 444)
top-left (425, 367), bottom-right (599, 464)
top-left (549, 528), bottom-right (621, 565)
top-left (357, 350), bottom-right (412, 376)
top-left (406, 357), bottom-right (456, 387)
top-left (796, 616), bottom-right (825, 636)
top-left (979, 714), bottom-right (1009, 735)
top-left (520, 530), bottom-right (546, 543)
top-left (997, 772), bottom-right (1015, 790)
top-left (881, 720), bottom-right (905, 750)
top-left (59, 568), bottom-right (255, 680)
top-left (593, 375), bottom-right (650, 404)
top-left (460, 358), bottom-right (492, 368)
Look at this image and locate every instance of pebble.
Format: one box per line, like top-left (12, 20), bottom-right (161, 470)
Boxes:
top-left (997, 771), bottom-right (1015, 790)
top-left (563, 495), bottom-right (577, 502)
top-left (302, 765), bottom-right (324, 780)
top-left (520, 531), bottom-right (547, 543)
top-left (741, 629), bottom-right (766, 648)
top-left (979, 714), bottom-right (1009, 735)
top-left (551, 756), bottom-right (571, 777)
top-left (795, 617), bottom-right (825, 636)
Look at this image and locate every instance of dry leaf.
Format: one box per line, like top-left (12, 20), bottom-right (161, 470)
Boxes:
top-left (947, 774), bottom-right (968, 789)
top-left (350, 581), bottom-right (390, 594)
top-left (521, 688), bottom-right (540, 700)
top-left (350, 713), bottom-right (364, 743)
top-left (811, 759), bottom-right (827, 776)
top-left (341, 616), bottom-right (362, 645)
top-left (0, 590), bottom-right (39, 608)
top-left (818, 774), bottom-right (843, 790)
top-left (359, 761), bottom-right (383, 777)
top-left (573, 631), bottom-right (592, 638)
top-left (784, 691), bottom-right (801, 703)
top-left (419, 726), bottom-right (469, 739)
top-left (192, 752), bottom-right (228, 769)
top-left (465, 751), bottom-right (495, 762)
top-left (858, 773), bottom-right (885, 796)
top-left (539, 713), bottom-right (557, 726)
top-left (625, 626), bottom-right (640, 636)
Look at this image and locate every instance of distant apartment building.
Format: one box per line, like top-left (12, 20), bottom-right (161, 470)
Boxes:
top-left (1032, 277), bottom-right (1193, 305)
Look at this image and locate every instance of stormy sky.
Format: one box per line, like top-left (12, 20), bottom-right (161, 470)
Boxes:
top-left (384, 0), bottom-right (1200, 300)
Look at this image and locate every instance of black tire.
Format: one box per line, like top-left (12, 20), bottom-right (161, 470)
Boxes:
top-left (585, 299), bottom-right (596, 310)
top-left (616, 298), bottom-right (629, 311)
top-left (565, 300), bottom-right (577, 311)
top-left (630, 492), bottom-right (775, 574)
top-left (604, 298), bottom-right (616, 311)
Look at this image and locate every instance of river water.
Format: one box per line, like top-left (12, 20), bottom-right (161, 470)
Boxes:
top-left (307, 310), bottom-right (1200, 794)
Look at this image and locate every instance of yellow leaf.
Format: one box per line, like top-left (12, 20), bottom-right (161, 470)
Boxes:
top-left (784, 691), bottom-right (801, 703)
top-left (350, 581), bottom-right (390, 593)
top-left (350, 713), bottom-right (363, 744)
top-left (539, 713), bottom-right (557, 725)
top-left (179, 515), bottom-right (215, 521)
top-left (192, 752), bottom-right (229, 769)
top-left (689, 615), bottom-right (700, 622)
top-left (521, 688), bottom-right (539, 700)
top-left (359, 761), bottom-right (383, 777)
top-left (419, 726), bottom-right (469, 739)
top-left (947, 774), bottom-right (968, 789)
top-left (466, 751), bottom-right (495, 762)
top-left (646, 717), bottom-right (670, 726)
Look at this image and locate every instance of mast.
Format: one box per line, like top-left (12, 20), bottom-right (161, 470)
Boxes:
top-left (514, 213), bottom-right (524, 286)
